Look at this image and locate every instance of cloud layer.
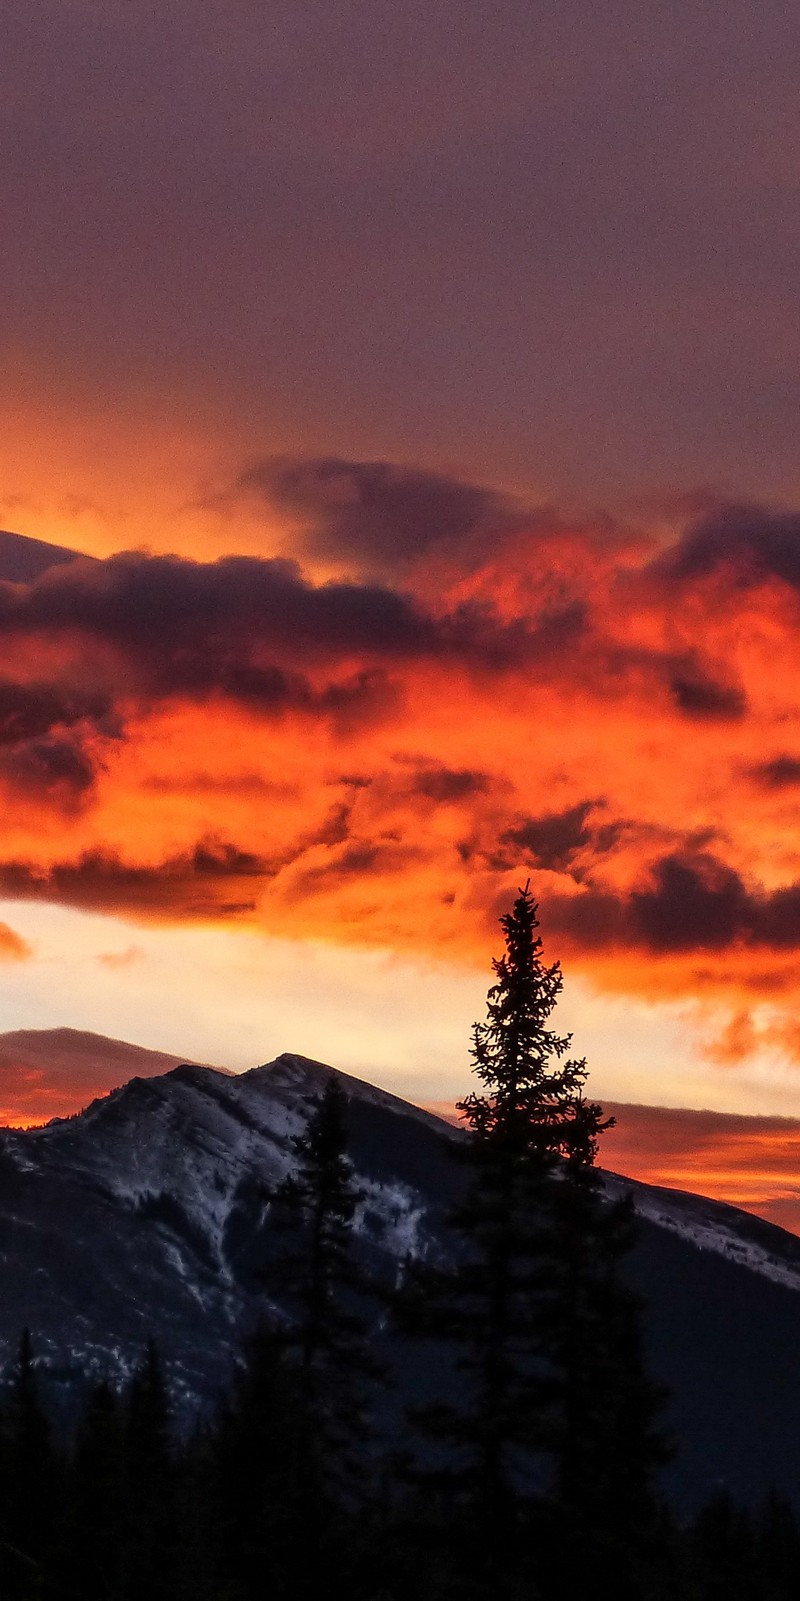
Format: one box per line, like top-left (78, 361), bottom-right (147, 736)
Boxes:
top-left (3, 485), bottom-right (800, 1072)
top-left (602, 1102), bottom-right (800, 1237)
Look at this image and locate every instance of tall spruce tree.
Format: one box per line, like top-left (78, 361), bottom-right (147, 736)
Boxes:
top-left (403, 885), bottom-right (665, 1599)
top-left (121, 1342), bottom-right (178, 1601)
top-left (63, 1379), bottom-right (125, 1601)
top-left (267, 1075), bottom-right (383, 1504)
top-left (210, 1326), bottom-right (322, 1601)
top-left (536, 1093), bottom-right (669, 1599)
top-left (0, 1329), bottom-right (59, 1599)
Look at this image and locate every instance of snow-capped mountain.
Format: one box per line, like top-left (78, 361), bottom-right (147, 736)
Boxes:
top-left (0, 1051), bottom-right (457, 1415)
top-left (2, 1040), bottom-right (800, 1508)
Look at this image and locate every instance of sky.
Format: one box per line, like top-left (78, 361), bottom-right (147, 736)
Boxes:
top-left (2, 0), bottom-right (800, 1223)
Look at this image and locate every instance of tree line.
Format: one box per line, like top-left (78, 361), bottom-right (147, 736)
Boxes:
top-left (0, 886), bottom-right (797, 1599)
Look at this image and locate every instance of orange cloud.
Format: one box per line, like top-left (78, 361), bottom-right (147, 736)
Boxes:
top-left (601, 1101), bottom-right (800, 1237)
top-left (0, 922), bottom-right (32, 961)
top-left (3, 492), bottom-right (800, 1056)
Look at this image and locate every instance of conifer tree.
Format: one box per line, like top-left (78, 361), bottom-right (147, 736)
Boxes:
top-left (268, 1075), bottom-right (383, 1501)
top-left (537, 1094), bottom-right (669, 1598)
top-left (212, 1077), bottom-right (384, 1600)
top-left (403, 885), bottom-right (665, 1599)
top-left (63, 1379), bottom-right (125, 1601)
top-left (0, 1329), bottom-right (59, 1598)
top-left (210, 1326), bottom-right (321, 1601)
top-left (689, 1493), bottom-right (759, 1601)
top-left (121, 1341), bottom-right (177, 1601)
top-left (417, 891), bottom-right (586, 1502)
top-left (756, 1491), bottom-right (800, 1601)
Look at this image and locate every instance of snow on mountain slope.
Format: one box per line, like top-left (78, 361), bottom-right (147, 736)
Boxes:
top-left (10, 1053), bottom-right (440, 1271)
top-left (604, 1169), bottom-right (800, 1294)
top-left (0, 1050), bottom-right (450, 1405)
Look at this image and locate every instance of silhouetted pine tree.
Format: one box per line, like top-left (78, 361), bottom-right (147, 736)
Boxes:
top-left (210, 1326), bottom-right (323, 1601)
top-left (689, 1493), bottom-right (759, 1601)
top-left (120, 1342), bottom-right (178, 1601)
top-left (0, 1329), bottom-right (59, 1599)
top-left (536, 1094), bottom-right (669, 1598)
top-left (754, 1492), bottom-right (800, 1601)
top-left (268, 1076), bottom-right (384, 1504)
top-left (61, 1379), bottom-right (125, 1601)
top-left (401, 885), bottom-right (666, 1599)
top-left (398, 888), bottom-right (589, 1594)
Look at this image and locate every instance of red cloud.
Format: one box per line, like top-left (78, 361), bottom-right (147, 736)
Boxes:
top-left (601, 1102), bottom-right (800, 1237)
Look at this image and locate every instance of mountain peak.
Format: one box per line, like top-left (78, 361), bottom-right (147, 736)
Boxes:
top-left (246, 1052), bottom-right (455, 1133)
top-left (0, 528), bottom-right (89, 583)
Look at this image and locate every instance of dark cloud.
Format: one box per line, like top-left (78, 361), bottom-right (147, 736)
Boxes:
top-left (241, 455), bottom-right (520, 570)
top-left (748, 755), bottom-right (800, 791)
top-left (0, 816), bottom-right (419, 921)
top-left (658, 505), bottom-right (800, 590)
top-left (407, 763), bottom-right (493, 803)
top-left (545, 851), bottom-right (800, 958)
top-left (0, 681), bottom-right (115, 745)
top-left (143, 771), bottom-right (299, 798)
top-left (317, 842), bottom-right (384, 878)
top-left (756, 884), bottom-right (800, 949)
top-left (0, 552), bottom-right (435, 664)
top-left (631, 854), bottom-right (749, 952)
top-left (543, 887), bottom-right (628, 950)
top-left (500, 801), bottom-right (595, 873)
top-left (669, 667), bottom-right (747, 721)
top-left (0, 549), bottom-right (596, 740)
top-left (0, 733), bottom-right (97, 806)
top-left (603, 1100), bottom-right (800, 1153)
top-left (303, 803), bottom-right (353, 850)
top-left (0, 681), bottom-right (115, 808)
top-left (292, 836), bottom-right (419, 896)
top-left (0, 549), bottom-right (534, 687)
top-left (3, 535), bottom-right (762, 752)
top-left (334, 773), bottom-right (372, 791)
top-left (0, 840), bottom-right (269, 921)
top-left (0, 681), bottom-right (118, 808)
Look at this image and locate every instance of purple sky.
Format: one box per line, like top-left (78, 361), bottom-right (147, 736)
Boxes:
top-left (2, 0), bottom-right (799, 507)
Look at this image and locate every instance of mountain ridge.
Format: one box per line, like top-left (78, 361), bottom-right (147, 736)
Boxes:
top-left (0, 528), bottom-right (88, 583)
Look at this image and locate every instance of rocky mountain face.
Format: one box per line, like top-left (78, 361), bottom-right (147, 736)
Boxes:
top-left (2, 1048), bottom-right (800, 1509)
top-left (0, 1055), bottom-right (454, 1414)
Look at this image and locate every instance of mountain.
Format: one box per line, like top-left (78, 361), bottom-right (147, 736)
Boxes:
top-left (2, 1044), bottom-right (800, 1509)
top-left (0, 529), bottom-right (88, 583)
top-left (0, 1026), bottom-right (213, 1124)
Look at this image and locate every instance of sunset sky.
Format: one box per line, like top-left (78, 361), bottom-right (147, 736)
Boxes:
top-left (3, 1), bottom-right (800, 1225)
